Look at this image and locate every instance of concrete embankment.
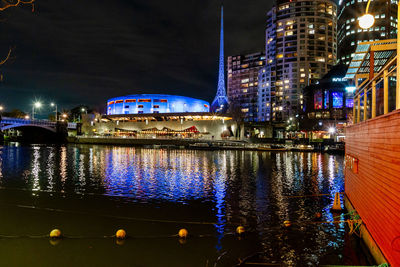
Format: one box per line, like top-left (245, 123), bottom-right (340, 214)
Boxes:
top-left (67, 136), bottom-right (286, 151)
top-left (68, 136), bottom-right (245, 148)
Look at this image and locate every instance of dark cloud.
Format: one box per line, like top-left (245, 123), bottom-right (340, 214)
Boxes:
top-left (0, 0), bottom-right (273, 115)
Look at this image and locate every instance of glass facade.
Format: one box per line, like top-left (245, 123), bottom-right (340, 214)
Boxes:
top-left (332, 92), bottom-right (344, 108)
top-left (258, 0), bottom-right (337, 122)
top-left (337, 0), bottom-right (398, 66)
top-left (107, 94), bottom-right (210, 115)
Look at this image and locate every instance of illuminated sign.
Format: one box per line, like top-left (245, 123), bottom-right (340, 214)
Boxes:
top-left (345, 86), bottom-right (356, 93)
top-left (332, 77), bottom-right (346, 82)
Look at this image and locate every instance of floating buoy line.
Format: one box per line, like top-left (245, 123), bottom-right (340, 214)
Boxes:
top-left (0, 192), bottom-right (359, 242)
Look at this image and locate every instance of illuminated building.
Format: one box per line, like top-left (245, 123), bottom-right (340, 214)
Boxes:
top-left (337, 0), bottom-right (397, 66)
top-left (83, 112), bottom-right (238, 140)
top-left (258, 0), bottom-right (337, 122)
top-left (106, 94), bottom-right (209, 115)
top-left (227, 51), bottom-right (265, 122)
top-left (86, 94), bottom-right (239, 140)
top-left (301, 64), bottom-right (354, 132)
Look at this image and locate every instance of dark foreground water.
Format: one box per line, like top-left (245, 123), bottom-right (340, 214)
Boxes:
top-left (0, 143), bottom-right (370, 266)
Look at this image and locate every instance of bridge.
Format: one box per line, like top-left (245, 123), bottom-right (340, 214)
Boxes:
top-left (0, 117), bottom-right (77, 132)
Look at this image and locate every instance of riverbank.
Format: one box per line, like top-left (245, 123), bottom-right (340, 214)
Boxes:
top-left (67, 136), bottom-right (288, 152)
top-left (68, 136), bottom-right (345, 153)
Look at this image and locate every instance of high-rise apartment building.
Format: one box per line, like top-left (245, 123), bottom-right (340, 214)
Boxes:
top-left (258, 0), bottom-right (337, 122)
top-left (337, 0), bottom-right (397, 66)
top-left (227, 52), bottom-right (265, 122)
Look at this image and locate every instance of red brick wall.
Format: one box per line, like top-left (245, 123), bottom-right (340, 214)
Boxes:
top-left (345, 109), bottom-right (400, 266)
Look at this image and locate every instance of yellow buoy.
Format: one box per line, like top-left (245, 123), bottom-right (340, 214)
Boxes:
top-left (283, 220), bottom-right (292, 228)
top-left (116, 229), bottom-right (127, 239)
top-left (49, 229), bottom-right (62, 238)
top-left (236, 226), bottom-right (245, 235)
top-left (331, 192), bottom-right (342, 211)
top-left (178, 228), bottom-right (188, 239)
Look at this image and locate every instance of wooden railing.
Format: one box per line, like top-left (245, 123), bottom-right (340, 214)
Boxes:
top-left (353, 56), bottom-right (400, 123)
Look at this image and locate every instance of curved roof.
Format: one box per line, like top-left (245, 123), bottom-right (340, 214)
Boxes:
top-left (106, 94), bottom-right (210, 115)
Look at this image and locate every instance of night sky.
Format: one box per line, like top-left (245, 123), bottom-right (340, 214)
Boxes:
top-left (1, 0), bottom-right (273, 114)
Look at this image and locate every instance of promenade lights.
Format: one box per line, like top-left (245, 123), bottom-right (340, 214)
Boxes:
top-left (0, 106), bottom-right (3, 111)
top-left (328, 127), bottom-right (336, 134)
top-left (24, 115), bottom-right (30, 120)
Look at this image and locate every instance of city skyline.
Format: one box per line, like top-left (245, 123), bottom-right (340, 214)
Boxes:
top-left (0, 0), bottom-right (273, 113)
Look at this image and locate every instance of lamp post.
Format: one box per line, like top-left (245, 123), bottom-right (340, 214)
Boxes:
top-left (61, 113), bottom-right (68, 122)
top-left (81, 107), bottom-right (87, 122)
top-left (32, 102), bottom-right (42, 120)
top-left (359, 0), bottom-right (400, 109)
top-left (0, 106), bottom-right (3, 128)
top-left (50, 102), bottom-right (58, 121)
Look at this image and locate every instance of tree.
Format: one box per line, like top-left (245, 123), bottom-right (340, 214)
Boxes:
top-left (0, 0), bottom-right (35, 75)
top-left (3, 108), bottom-right (27, 118)
top-left (227, 102), bottom-right (245, 140)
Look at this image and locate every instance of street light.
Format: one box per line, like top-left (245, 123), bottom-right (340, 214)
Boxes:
top-left (359, 0), bottom-right (400, 109)
top-left (358, 14), bottom-right (374, 29)
top-left (32, 101), bottom-right (42, 120)
top-left (50, 102), bottom-right (58, 121)
top-left (358, 0), bottom-right (374, 30)
top-left (0, 106), bottom-right (3, 111)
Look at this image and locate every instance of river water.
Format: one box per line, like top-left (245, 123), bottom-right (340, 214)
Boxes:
top-left (0, 143), bottom-right (370, 266)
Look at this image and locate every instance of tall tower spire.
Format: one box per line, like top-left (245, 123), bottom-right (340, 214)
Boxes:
top-left (211, 6), bottom-right (229, 113)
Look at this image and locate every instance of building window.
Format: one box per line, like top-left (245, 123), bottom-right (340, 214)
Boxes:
top-left (314, 90), bottom-right (323, 109)
top-left (332, 92), bottom-right (344, 108)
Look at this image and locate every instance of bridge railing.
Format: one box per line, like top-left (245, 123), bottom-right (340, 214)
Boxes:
top-left (1, 117), bottom-right (77, 129)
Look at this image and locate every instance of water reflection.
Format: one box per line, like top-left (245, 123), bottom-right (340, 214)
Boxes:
top-left (0, 144), bottom-right (351, 265)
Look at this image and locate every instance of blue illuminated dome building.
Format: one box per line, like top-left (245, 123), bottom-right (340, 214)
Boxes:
top-left (107, 94), bottom-right (210, 115)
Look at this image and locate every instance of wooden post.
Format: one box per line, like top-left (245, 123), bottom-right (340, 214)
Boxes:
top-left (364, 87), bottom-right (368, 121)
top-left (370, 50), bottom-right (374, 81)
top-left (358, 97), bottom-right (361, 123)
top-left (384, 69), bottom-right (389, 114)
top-left (397, 2), bottom-right (400, 110)
top-left (354, 79), bottom-right (358, 123)
top-left (372, 80), bottom-right (376, 118)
